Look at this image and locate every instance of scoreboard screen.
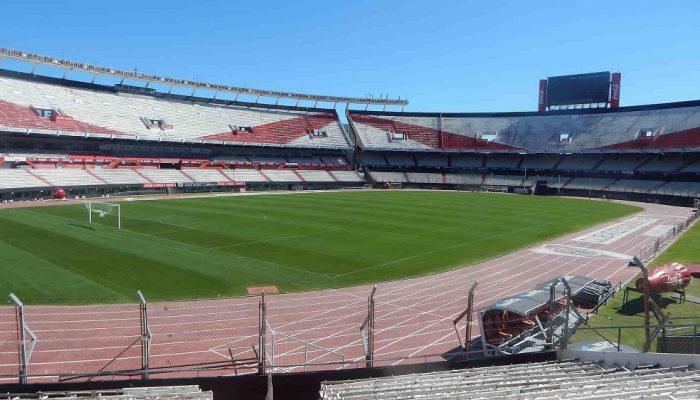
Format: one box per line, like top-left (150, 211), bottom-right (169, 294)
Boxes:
top-left (546, 72), bottom-right (611, 106)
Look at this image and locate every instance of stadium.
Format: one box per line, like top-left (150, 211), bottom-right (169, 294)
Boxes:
top-left (0, 40), bottom-right (699, 400)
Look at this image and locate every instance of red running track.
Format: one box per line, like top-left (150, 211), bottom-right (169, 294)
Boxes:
top-left (0, 201), bottom-right (693, 383)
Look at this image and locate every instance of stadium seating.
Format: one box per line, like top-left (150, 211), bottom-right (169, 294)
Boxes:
top-left (360, 153), bottom-right (388, 166)
top-left (595, 155), bottom-right (646, 172)
top-left (330, 170), bottom-right (364, 183)
top-left (651, 181), bottom-right (700, 197)
top-left (385, 153), bottom-right (416, 167)
top-left (636, 154), bottom-right (687, 172)
top-left (181, 168), bottom-right (228, 183)
top-left (4, 385), bottom-right (213, 400)
top-left (405, 172), bottom-right (443, 184)
top-left (320, 360), bottom-right (700, 399)
top-left (611, 179), bottom-right (666, 193)
top-left (680, 160), bottom-right (700, 173)
top-left (564, 178), bottom-right (618, 191)
top-left (484, 174), bottom-right (525, 186)
top-left (31, 169), bottom-right (104, 186)
top-left (222, 169), bottom-right (268, 182)
top-left (369, 171), bottom-right (407, 183)
top-left (416, 153), bottom-right (449, 167)
top-left (348, 104), bottom-right (700, 152)
top-left (451, 154), bottom-right (484, 169)
top-left (485, 154), bottom-right (521, 169)
top-left (90, 169), bottom-right (150, 185)
top-left (136, 169), bottom-right (192, 184)
top-left (0, 169), bottom-right (48, 188)
top-left (520, 154), bottom-right (561, 170)
top-left (0, 76), bottom-right (350, 149)
top-left (296, 169), bottom-right (335, 182)
top-left (444, 173), bottom-right (483, 185)
top-left (556, 155), bottom-right (601, 171)
top-left (261, 169), bottom-right (302, 182)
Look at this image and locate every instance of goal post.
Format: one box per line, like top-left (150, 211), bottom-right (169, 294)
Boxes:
top-left (84, 201), bottom-right (121, 229)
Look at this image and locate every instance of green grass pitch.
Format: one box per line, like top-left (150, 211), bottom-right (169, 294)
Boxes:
top-left (0, 191), bottom-right (639, 304)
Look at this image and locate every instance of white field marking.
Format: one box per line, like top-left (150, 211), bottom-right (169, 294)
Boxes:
top-left (210, 228), bottom-right (338, 250)
top-left (604, 210), bottom-right (699, 284)
top-left (644, 213), bottom-right (692, 220)
top-left (531, 244), bottom-right (630, 260)
top-left (0, 347), bottom-right (227, 368)
top-left (642, 225), bottom-right (673, 237)
top-left (573, 216), bottom-right (657, 244)
top-left (124, 216), bottom-right (197, 230)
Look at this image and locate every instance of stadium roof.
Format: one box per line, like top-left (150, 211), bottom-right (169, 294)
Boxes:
top-left (0, 48), bottom-right (409, 108)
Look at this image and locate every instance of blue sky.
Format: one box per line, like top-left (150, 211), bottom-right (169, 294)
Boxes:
top-left (2, 0), bottom-right (699, 112)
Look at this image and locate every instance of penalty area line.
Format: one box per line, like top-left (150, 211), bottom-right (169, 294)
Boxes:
top-left (211, 228), bottom-right (339, 250)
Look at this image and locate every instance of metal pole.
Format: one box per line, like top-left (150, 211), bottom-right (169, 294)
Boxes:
top-left (561, 278), bottom-right (571, 350)
top-left (546, 281), bottom-right (556, 348)
top-left (137, 290), bottom-right (150, 380)
top-left (11, 294), bottom-right (27, 384)
top-left (465, 281), bottom-right (478, 351)
top-left (368, 285), bottom-right (376, 368)
top-left (258, 293), bottom-right (266, 374)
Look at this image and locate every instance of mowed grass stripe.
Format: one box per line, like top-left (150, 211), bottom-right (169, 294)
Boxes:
top-left (0, 191), bottom-right (639, 304)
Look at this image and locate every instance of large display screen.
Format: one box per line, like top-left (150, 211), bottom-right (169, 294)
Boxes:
top-left (546, 72), bottom-right (611, 106)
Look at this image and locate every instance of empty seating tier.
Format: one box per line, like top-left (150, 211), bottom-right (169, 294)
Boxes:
top-left (181, 169), bottom-right (228, 183)
top-left (330, 171), bottom-right (364, 182)
top-left (0, 169), bottom-right (48, 189)
top-left (0, 76), bottom-right (350, 149)
top-left (222, 169), bottom-right (268, 182)
top-left (260, 169), bottom-right (301, 182)
top-left (349, 104), bottom-right (700, 152)
top-left (320, 360), bottom-right (700, 400)
top-left (90, 169), bottom-right (150, 185)
top-left (137, 169), bottom-right (192, 184)
top-left (296, 170), bottom-right (335, 182)
top-left (31, 169), bottom-right (104, 186)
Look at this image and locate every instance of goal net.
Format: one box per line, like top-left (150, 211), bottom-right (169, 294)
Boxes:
top-left (84, 201), bottom-right (121, 229)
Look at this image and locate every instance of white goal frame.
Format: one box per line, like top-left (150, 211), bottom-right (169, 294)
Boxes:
top-left (85, 201), bottom-right (121, 229)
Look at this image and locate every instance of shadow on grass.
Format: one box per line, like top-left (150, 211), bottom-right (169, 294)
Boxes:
top-left (69, 223), bottom-right (96, 231)
top-left (619, 293), bottom-right (677, 316)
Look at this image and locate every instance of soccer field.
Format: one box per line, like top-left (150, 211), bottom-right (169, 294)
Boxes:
top-left (0, 191), bottom-right (639, 304)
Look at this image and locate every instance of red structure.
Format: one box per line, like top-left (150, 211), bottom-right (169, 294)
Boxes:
top-left (610, 72), bottom-right (622, 108)
top-left (636, 262), bottom-right (692, 293)
top-left (53, 188), bottom-right (66, 199)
